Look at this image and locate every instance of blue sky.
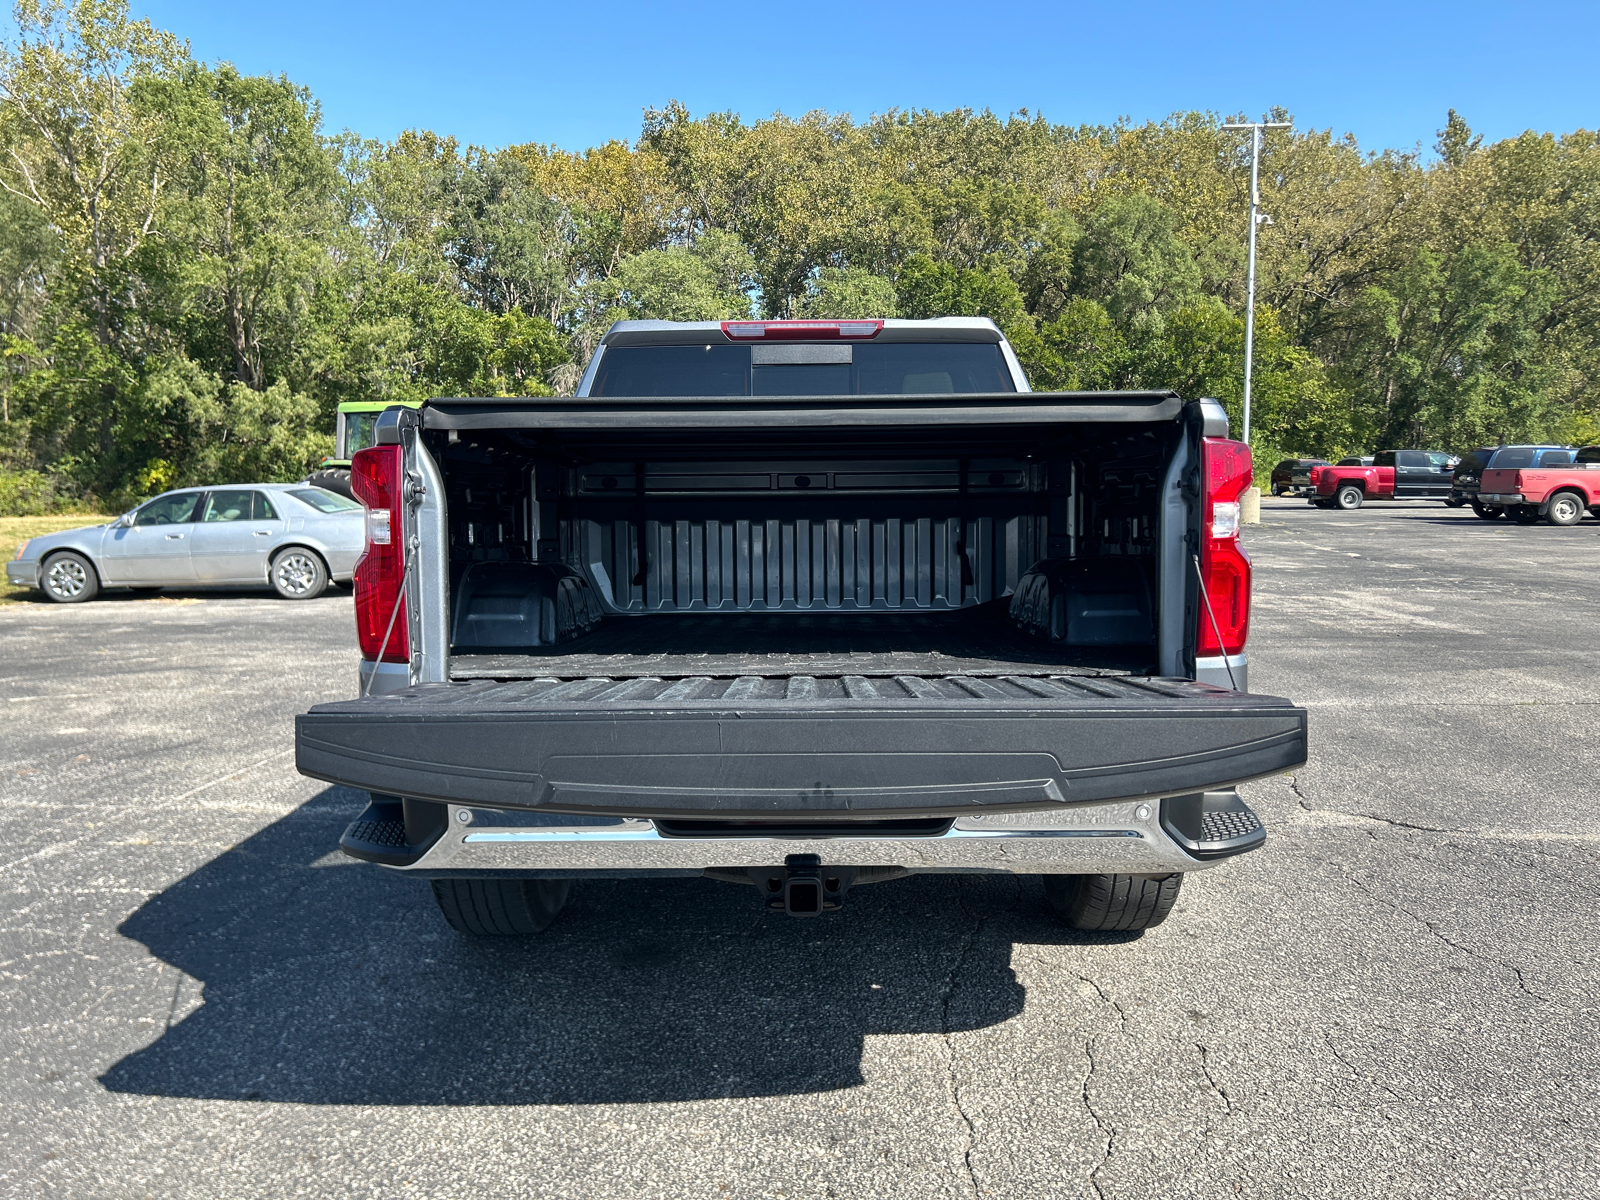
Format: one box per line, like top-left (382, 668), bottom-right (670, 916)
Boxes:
top-left (106, 0), bottom-right (1600, 154)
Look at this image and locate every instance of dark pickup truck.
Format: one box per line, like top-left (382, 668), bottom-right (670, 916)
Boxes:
top-left (295, 318), bottom-right (1307, 935)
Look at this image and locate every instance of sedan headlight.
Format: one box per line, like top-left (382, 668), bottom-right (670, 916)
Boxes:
top-left (12, 539), bottom-right (28, 561)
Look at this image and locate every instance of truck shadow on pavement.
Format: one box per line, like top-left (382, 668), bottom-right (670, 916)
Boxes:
top-left (101, 787), bottom-right (1130, 1106)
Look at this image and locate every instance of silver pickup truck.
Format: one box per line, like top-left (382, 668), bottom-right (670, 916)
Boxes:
top-left (295, 317), bottom-right (1306, 936)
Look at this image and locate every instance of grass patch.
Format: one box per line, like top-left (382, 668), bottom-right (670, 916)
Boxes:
top-left (1, 514), bottom-right (113, 604)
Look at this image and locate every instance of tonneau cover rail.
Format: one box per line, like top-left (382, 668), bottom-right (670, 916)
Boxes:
top-left (420, 391), bottom-right (1183, 431)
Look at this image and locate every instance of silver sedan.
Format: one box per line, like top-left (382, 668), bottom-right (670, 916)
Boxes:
top-left (6, 484), bottom-right (367, 603)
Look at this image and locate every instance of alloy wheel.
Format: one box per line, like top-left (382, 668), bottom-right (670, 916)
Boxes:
top-left (273, 552), bottom-right (320, 596)
top-left (45, 557), bottom-right (88, 599)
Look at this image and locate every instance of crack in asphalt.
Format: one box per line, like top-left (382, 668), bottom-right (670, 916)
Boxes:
top-left (1079, 1038), bottom-right (1113, 1200)
top-left (1321, 1029), bottom-right (1407, 1104)
top-left (1286, 773), bottom-right (1312, 813)
top-left (938, 879), bottom-right (985, 1200)
top-left (1076, 974), bottom-right (1129, 1199)
top-left (1196, 1043), bottom-right (1236, 1116)
top-left (1343, 872), bottom-right (1551, 1003)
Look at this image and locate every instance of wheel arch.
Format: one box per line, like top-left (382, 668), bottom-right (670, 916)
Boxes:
top-left (42, 545), bottom-right (104, 585)
top-left (264, 541), bottom-right (332, 581)
top-left (1542, 487), bottom-right (1587, 511)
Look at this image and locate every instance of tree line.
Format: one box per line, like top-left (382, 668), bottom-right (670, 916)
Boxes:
top-left (3, 0), bottom-right (1597, 513)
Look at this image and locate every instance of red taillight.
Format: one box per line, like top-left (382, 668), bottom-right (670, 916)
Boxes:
top-left (351, 445), bottom-right (409, 664)
top-left (1511, 470), bottom-right (1524, 489)
top-left (721, 320), bottom-right (884, 341)
top-left (1197, 437), bottom-right (1252, 660)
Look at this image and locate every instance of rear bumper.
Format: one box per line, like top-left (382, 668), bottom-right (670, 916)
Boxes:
top-left (366, 793), bottom-right (1260, 878)
top-left (296, 674), bottom-right (1307, 820)
top-left (1478, 493), bottom-right (1525, 505)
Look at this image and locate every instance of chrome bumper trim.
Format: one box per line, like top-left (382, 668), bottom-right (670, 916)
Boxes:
top-left (384, 800), bottom-right (1223, 877)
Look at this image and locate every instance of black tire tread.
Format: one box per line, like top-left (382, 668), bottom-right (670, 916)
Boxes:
top-left (306, 467), bottom-right (354, 499)
top-left (1043, 872), bottom-right (1183, 932)
top-left (431, 878), bottom-right (570, 936)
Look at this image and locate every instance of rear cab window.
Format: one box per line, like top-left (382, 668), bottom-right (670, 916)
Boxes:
top-left (588, 342), bottom-right (1017, 397)
top-left (1489, 448), bottom-right (1536, 469)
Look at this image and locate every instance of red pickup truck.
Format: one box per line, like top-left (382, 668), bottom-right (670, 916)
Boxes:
top-left (1310, 450), bottom-right (1457, 510)
top-left (1478, 445), bottom-right (1600, 525)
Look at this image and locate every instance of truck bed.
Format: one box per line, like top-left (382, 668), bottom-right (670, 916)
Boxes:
top-left (450, 607), bottom-right (1152, 680)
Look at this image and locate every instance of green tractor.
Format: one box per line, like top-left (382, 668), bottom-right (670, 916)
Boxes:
top-left (306, 399), bottom-right (422, 499)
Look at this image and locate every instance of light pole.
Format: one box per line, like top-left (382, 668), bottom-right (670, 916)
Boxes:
top-left (1221, 120), bottom-right (1291, 445)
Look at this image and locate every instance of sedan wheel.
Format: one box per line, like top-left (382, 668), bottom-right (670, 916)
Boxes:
top-left (270, 548), bottom-right (329, 599)
top-left (41, 551), bottom-right (99, 603)
top-left (1545, 492), bottom-right (1585, 526)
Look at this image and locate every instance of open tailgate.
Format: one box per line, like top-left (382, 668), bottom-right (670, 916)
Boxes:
top-left (296, 674), bottom-right (1306, 819)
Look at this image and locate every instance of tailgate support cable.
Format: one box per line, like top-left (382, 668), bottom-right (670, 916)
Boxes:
top-left (1191, 553), bottom-right (1238, 691)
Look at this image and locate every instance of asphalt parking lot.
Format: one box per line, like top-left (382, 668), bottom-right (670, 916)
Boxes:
top-left (3, 498), bottom-right (1598, 1199)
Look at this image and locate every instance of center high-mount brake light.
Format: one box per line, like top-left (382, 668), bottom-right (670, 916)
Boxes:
top-left (1196, 437), bottom-right (1253, 661)
top-left (721, 320), bottom-right (883, 341)
top-left (351, 444), bottom-right (409, 665)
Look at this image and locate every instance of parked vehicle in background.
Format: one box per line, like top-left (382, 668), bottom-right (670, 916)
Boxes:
top-left (1309, 450), bottom-right (1459, 509)
top-left (1334, 456), bottom-right (1374, 467)
top-left (306, 400), bottom-right (424, 499)
top-left (6, 485), bottom-right (365, 603)
top-left (1478, 445), bottom-right (1600, 525)
top-left (296, 317), bottom-right (1307, 938)
top-left (1452, 445), bottom-right (1573, 518)
top-left (1270, 458), bottom-right (1327, 496)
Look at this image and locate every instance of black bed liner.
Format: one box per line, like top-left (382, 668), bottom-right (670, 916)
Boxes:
top-left (451, 609), bottom-right (1152, 680)
top-left (296, 674), bottom-right (1307, 819)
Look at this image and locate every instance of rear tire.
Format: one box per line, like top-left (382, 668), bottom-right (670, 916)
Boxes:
top-left (40, 551), bottom-right (99, 603)
top-left (1511, 506), bottom-right (1540, 525)
top-left (305, 467), bottom-right (354, 499)
top-left (1335, 484), bottom-right (1364, 510)
top-left (1545, 492), bottom-right (1586, 526)
top-left (1471, 501), bottom-right (1503, 520)
top-left (270, 547), bottom-right (329, 599)
top-left (1444, 498), bottom-right (1466, 508)
top-left (431, 878), bottom-right (571, 936)
top-left (1042, 873), bottom-right (1182, 932)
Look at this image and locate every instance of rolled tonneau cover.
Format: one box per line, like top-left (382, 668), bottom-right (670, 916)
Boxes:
top-left (296, 675), bottom-right (1307, 819)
